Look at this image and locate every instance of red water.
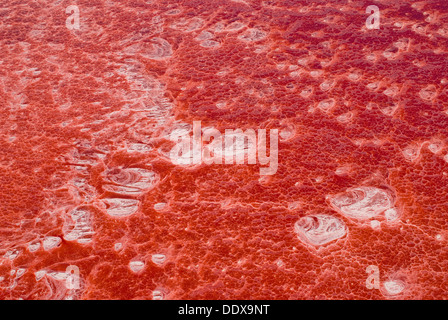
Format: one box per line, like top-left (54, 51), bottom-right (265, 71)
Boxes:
top-left (0, 0), bottom-right (447, 300)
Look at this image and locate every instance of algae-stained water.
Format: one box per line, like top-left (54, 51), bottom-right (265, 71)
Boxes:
top-left (0, 0), bottom-right (447, 299)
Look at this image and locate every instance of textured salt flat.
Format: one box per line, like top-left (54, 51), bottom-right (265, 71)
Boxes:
top-left (0, 0), bottom-right (447, 300)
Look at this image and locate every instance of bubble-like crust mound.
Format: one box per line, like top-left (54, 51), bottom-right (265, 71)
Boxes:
top-left (328, 187), bottom-right (395, 220)
top-left (102, 168), bottom-right (159, 196)
top-left (294, 214), bottom-right (346, 246)
top-left (101, 198), bottom-right (140, 217)
top-left (381, 279), bottom-right (407, 297)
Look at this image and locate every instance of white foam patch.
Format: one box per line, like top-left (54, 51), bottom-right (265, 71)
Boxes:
top-left (102, 168), bottom-right (159, 196)
top-left (294, 214), bottom-right (346, 246)
top-left (370, 220), bottom-right (381, 230)
top-left (335, 166), bottom-right (350, 176)
top-left (48, 271), bottom-right (69, 281)
top-left (276, 259), bottom-right (285, 268)
top-left (384, 208), bottom-right (400, 222)
top-left (63, 207), bottom-right (94, 243)
top-left (348, 72), bottom-right (362, 81)
top-left (195, 31), bottom-right (214, 40)
top-left (200, 40), bottom-right (220, 48)
top-left (337, 112), bottom-right (354, 123)
top-left (129, 260), bottom-right (145, 273)
top-left (427, 141), bottom-right (443, 154)
top-left (317, 98), bottom-right (336, 112)
top-left (419, 85), bottom-right (437, 101)
top-left (310, 70), bottom-right (323, 78)
top-left (383, 280), bottom-right (405, 295)
top-left (383, 86), bottom-right (399, 97)
top-left (402, 144), bottom-right (421, 162)
top-left (279, 126), bottom-right (295, 141)
top-left (16, 268), bottom-right (26, 278)
top-left (153, 203), bottom-right (167, 211)
top-left (300, 87), bottom-right (313, 98)
top-left (288, 201), bottom-right (301, 210)
top-left (378, 103), bottom-right (400, 116)
top-left (4, 249), bottom-right (20, 260)
top-left (42, 237), bottom-right (62, 251)
top-left (102, 198), bottom-right (139, 217)
top-left (215, 101), bottom-right (227, 109)
top-left (319, 79), bottom-right (335, 91)
top-left (238, 28), bottom-right (267, 42)
top-left (170, 17), bottom-right (204, 32)
top-left (35, 270), bottom-right (46, 281)
top-left (128, 143), bottom-right (152, 153)
top-left (151, 254), bottom-right (166, 265)
top-left (168, 125), bottom-right (191, 139)
top-left (367, 82), bottom-right (379, 90)
top-left (152, 289), bottom-right (165, 300)
top-left (443, 154), bottom-right (448, 163)
top-left (328, 186), bottom-right (394, 220)
top-left (225, 22), bottom-right (246, 32)
top-left (143, 37), bottom-right (172, 60)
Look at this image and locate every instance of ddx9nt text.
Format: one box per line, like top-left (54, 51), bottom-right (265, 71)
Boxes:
top-left (178, 304), bottom-right (270, 317)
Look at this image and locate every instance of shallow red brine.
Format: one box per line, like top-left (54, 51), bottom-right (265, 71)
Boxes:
top-left (0, 0), bottom-right (447, 300)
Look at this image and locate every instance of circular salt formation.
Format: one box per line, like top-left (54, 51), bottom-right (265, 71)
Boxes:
top-left (5, 249), bottom-right (20, 260)
top-left (384, 208), bottom-right (400, 222)
top-left (63, 207), bottom-right (94, 243)
top-left (370, 220), bottom-right (381, 230)
top-left (383, 280), bottom-right (405, 296)
top-left (294, 214), bottom-right (346, 246)
top-left (300, 87), bottom-right (313, 98)
top-left (328, 186), bottom-right (394, 220)
top-left (317, 98), bottom-right (335, 112)
top-left (337, 112), bottom-right (354, 124)
top-left (310, 70), bottom-right (323, 78)
top-left (402, 144), bottom-right (421, 162)
top-left (34, 270), bottom-right (46, 281)
top-left (102, 167), bottom-right (158, 196)
top-left (319, 79), bottom-right (335, 92)
top-left (428, 141), bottom-right (443, 154)
top-left (102, 198), bottom-right (139, 217)
top-left (348, 72), bottom-right (361, 81)
top-left (42, 237), bottom-right (62, 251)
top-left (129, 261), bottom-right (145, 273)
top-left (419, 85), bottom-right (437, 101)
top-left (145, 37), bottom-right (172, 60)
top-left (151, 254), bottom-right (166, 265)
top-left (279, 126), bottom-right (295, 141)
top-left (237, 28), bottom-right (266, 42)
top-left (200, 40), bottom-right (220, 48)
top-left (288, 201), bottom-right (301, 210)
top-left (16, 268), bottom-right (26, 278)
top-left (152, 290), bottom-right (165, 300)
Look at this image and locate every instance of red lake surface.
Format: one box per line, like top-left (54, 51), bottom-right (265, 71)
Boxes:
top-left (0, 0), bottom-right (447, 300)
